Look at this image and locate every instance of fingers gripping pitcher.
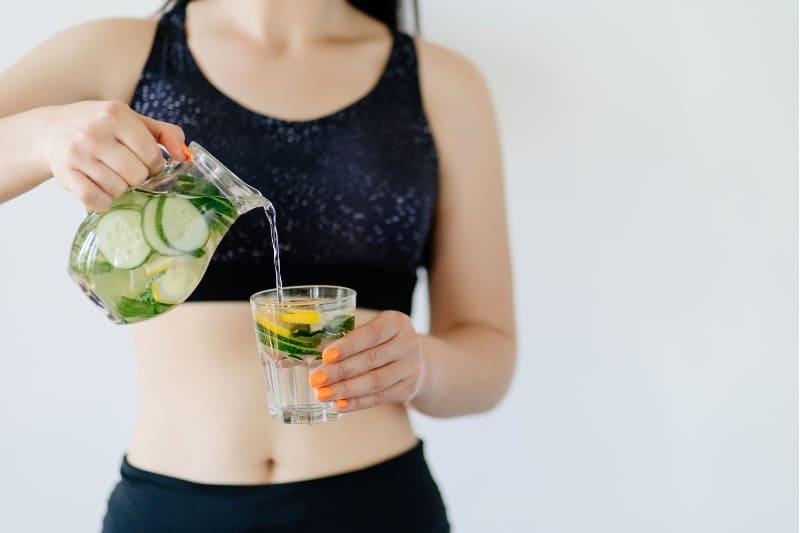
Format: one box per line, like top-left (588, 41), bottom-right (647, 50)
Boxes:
top-left (68, 142), bottom-right (267, 324)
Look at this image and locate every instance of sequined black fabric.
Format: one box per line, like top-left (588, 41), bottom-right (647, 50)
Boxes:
top-left (131, 2), bottom-right (438, 313)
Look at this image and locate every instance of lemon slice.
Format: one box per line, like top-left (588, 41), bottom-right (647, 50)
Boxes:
top-left (255, 315), bottom-right (292, 337)
top-left (150, 256), bottom-right (204, 304)
top-left (278, 308), bottom-right (321, 325)
top-left (143, 256), bottom-right (175, 276)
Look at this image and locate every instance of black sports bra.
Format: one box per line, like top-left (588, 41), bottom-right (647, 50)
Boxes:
top-left (130, 2), bottom-right (438, 314)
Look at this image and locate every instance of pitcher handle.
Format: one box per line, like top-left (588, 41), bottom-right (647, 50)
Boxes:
top-left (135, 143), bottom-right (192, 194)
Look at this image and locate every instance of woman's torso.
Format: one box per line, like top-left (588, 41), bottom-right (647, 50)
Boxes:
top-left (128, 305), bottom-right (418, 483)
top-left (122, 1), bottom-right (437, 484)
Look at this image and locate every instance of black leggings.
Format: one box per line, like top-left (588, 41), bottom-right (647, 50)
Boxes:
top-left (102, 441), bottom-right (449, 533)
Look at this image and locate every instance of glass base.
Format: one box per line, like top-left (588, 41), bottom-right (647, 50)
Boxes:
top-left (272, 404), bottom-right (341, 424)
top-left (261, 358), bottom-right (342, 425)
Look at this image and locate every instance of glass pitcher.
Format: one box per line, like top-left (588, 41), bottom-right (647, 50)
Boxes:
top-left (68, 142), bottom-right (267, 324)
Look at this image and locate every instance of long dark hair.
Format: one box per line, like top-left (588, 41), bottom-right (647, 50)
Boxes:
top-left (159, 1), bottom-right (420, 33)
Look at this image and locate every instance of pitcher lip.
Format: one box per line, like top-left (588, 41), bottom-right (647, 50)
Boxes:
top-left (132, 142), bottom-right (266, 214)
top-left (188, 141), bottom-right (266, 214)
top-left (250, 285), bottom-right (357, 308)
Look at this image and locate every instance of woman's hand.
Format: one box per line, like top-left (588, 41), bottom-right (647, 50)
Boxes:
top-left (308, 310), bottom-right (425, 413)
top-left (38, 100), bottom-right (186, 212)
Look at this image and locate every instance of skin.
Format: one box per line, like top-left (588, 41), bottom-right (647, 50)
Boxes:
top-left (0, 0), bottom-right (515, 484)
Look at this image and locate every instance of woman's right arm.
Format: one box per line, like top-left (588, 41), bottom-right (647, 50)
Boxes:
top-left (0, 18), bottom-right (186, 211)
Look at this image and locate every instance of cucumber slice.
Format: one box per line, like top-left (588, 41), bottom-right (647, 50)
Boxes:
top-left (94, 208), bottom-right (151, 269)
top-left (142, 198), bottom-right (183, 256)
top-left (157, 197), bottom-right (210, 252)
top-left (112, 190), bottom-right (152, 209)
top-left (255, 323), bottom-right (322, 360)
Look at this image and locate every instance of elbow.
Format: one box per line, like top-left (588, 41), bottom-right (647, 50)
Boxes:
top-left (478, 336), bottom-right (517, 413)
top-left (419, 335), bottom-right (517, 418)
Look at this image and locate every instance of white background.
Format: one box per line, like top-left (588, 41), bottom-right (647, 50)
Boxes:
top-left (0, 1), bottom-right (796, 532)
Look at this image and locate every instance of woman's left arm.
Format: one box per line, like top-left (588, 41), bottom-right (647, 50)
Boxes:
top-left (310, 41), bottom-right (516, 417)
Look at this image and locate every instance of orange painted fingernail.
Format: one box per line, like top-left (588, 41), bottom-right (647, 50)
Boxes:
top-left (316, 386), bottom-right (333, 401)
top-left (308, 371), bottom-right (327, 388)
top-left (322, 348), bottom-right (340, 365)
top-left (336, 399), bottom-right (348, 409)
top-left (181, 143), bottom-right (192, 161)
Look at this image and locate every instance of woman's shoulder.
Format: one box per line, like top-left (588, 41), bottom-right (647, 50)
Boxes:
top-left (0, 16), bottom-right (162, 109)
top-left (413, 38), bottom-right (487, 88)
top-left (41, 16), bottom-right (160, 53)
top-left (411, 37), bottom-right (495, 132)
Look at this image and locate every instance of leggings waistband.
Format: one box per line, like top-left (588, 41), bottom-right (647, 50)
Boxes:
top-left (105, 439), bottom-right (449, 532)
top-left (121, 439), bottom-right (425, 495)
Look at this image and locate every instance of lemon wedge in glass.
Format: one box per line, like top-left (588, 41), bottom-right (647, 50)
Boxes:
top-left (278, 308), bottom-right (321, 325)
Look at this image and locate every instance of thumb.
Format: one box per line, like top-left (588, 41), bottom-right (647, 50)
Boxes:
top-left (138, 114), bottom-right (188, 162)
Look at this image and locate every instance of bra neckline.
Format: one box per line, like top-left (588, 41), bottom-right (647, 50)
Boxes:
top-left (174, 2), bottom-right (399, 126)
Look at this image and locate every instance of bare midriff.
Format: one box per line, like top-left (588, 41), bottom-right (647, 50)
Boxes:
top-left (126, 302), bottom-right (418, 484)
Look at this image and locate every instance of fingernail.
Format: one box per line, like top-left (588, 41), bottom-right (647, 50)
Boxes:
top-left (308, 371), bottom-right (327, 388)
top-left (316, 387), bottom-right (333, 401)
top-left (322, 348), bottom-right (340, 365)
top-left (181, 143), bottom-right (192, 161)
top-left (336, 399), bottom-right (348, 409)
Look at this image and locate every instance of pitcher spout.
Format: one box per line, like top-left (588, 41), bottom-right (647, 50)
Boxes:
top-left (188, 142), bottom-right (268, 215)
